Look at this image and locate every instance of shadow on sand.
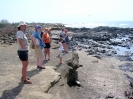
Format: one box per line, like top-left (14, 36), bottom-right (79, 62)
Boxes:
top-left (0, 69), bottom-right (42, 99)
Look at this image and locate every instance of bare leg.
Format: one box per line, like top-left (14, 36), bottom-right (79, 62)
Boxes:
top-left (43, 49), bottom-right (46, 60)
top-left (21, 60), bottom-right (32, 84)
top-left (66, 43), bottom-right (68, 52)
top-left (47, 48), bottom-right (50, 59)
top-left (44, 48), bottom-right (47, 60)
top-left (60, 57), bottom-right (64, 64)
top-left (38, 58), bottom-right (43, 66)
top-left (36, 58), bottom-right (39, 66)
top-left (63, 43), bottom-right (67, 52)
top-left (22, 61), bottom-right (28, 80)
top-left (38, 58), bottom-right (45, 69)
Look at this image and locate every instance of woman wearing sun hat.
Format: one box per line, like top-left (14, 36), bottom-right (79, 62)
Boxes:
top-left (30, 25), bottom-right (46, 69)
top-left (16, 21), bottom-right (32, 84)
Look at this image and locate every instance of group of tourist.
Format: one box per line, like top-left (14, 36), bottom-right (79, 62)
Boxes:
top-left (16, 21), bottom-right (70, 84)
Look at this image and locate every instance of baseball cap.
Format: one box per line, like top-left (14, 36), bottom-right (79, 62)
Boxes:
top-left (35, 25), bottom-right (41, 29)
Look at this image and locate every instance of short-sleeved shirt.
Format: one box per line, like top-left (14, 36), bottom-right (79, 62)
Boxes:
top-left (16, 31), bottom-right (29, 51)
top-left (42, 33), bottom-right (50, 43)
top-left (59, 31), bottom-right (65, 38)
top-left (64, 33), bottom-right (69, 42)
top-left (35, 38), bottom-right (40, 45)
top-left (59, 42), bottom-right (64, 51)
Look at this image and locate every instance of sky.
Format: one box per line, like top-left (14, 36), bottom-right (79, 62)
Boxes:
top-left (0, 0), bottom-right (133, 23)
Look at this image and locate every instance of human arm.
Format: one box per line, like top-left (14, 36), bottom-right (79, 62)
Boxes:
top-left (17, 31), bottom-right (27, 48)
top-left (18, 38), bottom-right (27, 48)
top-left (30, 35), bottom-right (39, 47)
top-left (62, 32), bottom-right (66, 38)
top-left (67, 33), bottom-right (71, 37)
top-left (58, 42), bottom-right (62, 48)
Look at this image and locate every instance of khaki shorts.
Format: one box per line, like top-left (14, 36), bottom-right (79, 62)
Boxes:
top-left (59, 50), bottom-right (63, 57)
top-left (34, 46), bottom-right (44, 58)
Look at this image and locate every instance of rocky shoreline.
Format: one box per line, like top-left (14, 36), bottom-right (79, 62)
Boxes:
top-left (50, 27), bottom-right (133, 99)
top-left (0, 25), bottom-right (133, 99)
top-left (68, 27), bottom-right (133, 61)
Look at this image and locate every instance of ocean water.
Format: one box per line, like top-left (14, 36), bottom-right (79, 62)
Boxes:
top-left (65, 21), bottom-right (133, 55)
top-left (64, 21), bottom-right (133, 28)
top-left (110, 35), bottom-right (133, 56)
top-left (112, 46), bottom-right (133, 55)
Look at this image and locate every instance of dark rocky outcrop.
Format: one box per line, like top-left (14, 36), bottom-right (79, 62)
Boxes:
top-left (68, 26), bottom-right (133, 61)
top-left (0, 32), bottom-right (16, 45)
top-left (66, 53), bottom-right (83, 87)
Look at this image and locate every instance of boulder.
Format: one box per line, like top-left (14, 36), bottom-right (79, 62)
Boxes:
top-left (66, 52), bottom-right (83, 87)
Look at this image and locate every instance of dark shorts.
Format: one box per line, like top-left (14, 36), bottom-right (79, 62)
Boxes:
top-left (65, 37), bottom-right (69, 44)
top-left (62, 40), bottom-right (66, 43)
top-left (44, 43), bottom-right (50, 48)
top-left (17, 50), bottom-right (28, 61)
top-left (66, 40), bottom-right (69, 44)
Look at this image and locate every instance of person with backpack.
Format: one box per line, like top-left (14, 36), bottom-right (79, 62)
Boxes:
top-left (30, 25), bottom-right (46, 69)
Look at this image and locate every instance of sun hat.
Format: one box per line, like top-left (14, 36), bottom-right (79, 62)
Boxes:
top-left (64, 29), bottom-right (68, 33)
top-left (44, 28), bottom-right (50, 32)
top-left (35, 25), bottom-right (41, 29)
top-left (17, 21), bottom-right (27, 27)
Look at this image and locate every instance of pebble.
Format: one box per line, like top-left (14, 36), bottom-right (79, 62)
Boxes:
top-left (125, 91), bottom-right (130, 97)
top-left (108, 93), bottom-right (114, 98)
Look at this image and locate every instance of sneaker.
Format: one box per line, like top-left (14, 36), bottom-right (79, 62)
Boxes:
top-left (37, 66), bottom-right (46, 69)
top-left (39, 66), bottom-right (46, 69)
top-left (48, 58), bottom-right (50, 61)
top-left (44, 59), bottom-right (48, 61)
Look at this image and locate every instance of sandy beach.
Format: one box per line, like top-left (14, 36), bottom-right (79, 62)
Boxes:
top-left (0, 29), bottom-right (133, 99)
top-left (0, 0), bottom-right (133, 98)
